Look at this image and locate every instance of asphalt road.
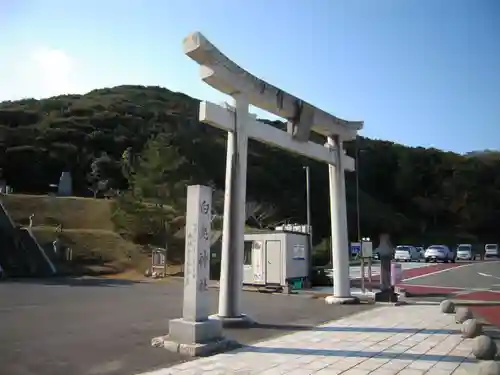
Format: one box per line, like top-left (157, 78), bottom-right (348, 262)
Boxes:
top-left (0, 277), bottom-right (376, 375)
top-left (403, 260), bottom-right (500, 290)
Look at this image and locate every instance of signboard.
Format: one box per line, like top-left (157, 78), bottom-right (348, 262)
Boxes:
top-left (350, 242), bottom-right (361, 256)
top-left (361, 240), bottom-right (373, 258)
top-left (292, 244), bottom-right (306, 260)
top-left (252, 241), bottom-right (263, 282)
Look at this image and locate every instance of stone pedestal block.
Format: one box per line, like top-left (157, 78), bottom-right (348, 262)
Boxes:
top-left (152, 318), bottom-right (237, 357)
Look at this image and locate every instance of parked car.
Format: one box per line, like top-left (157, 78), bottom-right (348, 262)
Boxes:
top-left (416, 246), bottom-right (425, 259)
top-left (456, 244), bottom-right (474, 260)
top-left (485, 244), bottom-right (499, 258)
top-left (395, 245), bottom-right (420, 262)
top-left (424, 245), bottom-right (455, 263)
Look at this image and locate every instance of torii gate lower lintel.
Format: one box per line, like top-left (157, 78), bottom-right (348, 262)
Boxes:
top-left (183, 32), bottom-right (364, 325)
top-left (200, 101), bottom-right (356, 170)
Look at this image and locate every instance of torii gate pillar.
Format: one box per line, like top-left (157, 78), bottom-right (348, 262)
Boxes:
top-left (216, 95), bottom-right (253, 325)
top-left (325, 136), bottom-right (354, 303)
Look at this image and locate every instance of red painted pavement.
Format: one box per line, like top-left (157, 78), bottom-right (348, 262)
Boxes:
top-left (352, 262), bottom-right (468, 283)
top-left (455, 291), bottom-right (500, 327)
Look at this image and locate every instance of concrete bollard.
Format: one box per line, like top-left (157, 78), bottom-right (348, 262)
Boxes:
top-left (391, 263), bottom-right (403, 286)
top-left (461, 319), bottom-right (482, 338)
top-left (478, 361), bottom-right (500, 375)
top-left (455, 306), bottom-right (473, 323)
top-left (472, 335), bottom-right (497, 360)
top-left (440, 300), bottom-right (455, 314)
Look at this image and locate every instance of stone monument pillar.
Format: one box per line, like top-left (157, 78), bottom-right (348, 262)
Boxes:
top-left (58, 171), bottom-right (73, 196)
top-left (151, 185), bottom-right (235, 356)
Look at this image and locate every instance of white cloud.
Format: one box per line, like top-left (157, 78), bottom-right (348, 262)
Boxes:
top-left (32, 48), bottom-right (74, 86)
top-left (28, 47), bottom-right (78, 97)
top-left (0, 46), bottom-right (88, 101)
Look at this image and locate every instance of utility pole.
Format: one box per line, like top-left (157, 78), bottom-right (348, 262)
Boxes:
top-left (304, 166), bottom-right (313, 284)
top-left (355, 136), bottom-right (361, 242)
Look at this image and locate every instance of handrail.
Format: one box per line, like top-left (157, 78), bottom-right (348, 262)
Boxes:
top-left (25, 228), bottom-right (57, 275)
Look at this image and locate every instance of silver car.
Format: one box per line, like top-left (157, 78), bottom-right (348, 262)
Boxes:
top-left (395, 245), bottom-right (420, 262)
top-left (424, 245), bottom-right (455, 263)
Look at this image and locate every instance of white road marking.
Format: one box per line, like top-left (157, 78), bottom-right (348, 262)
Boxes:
top-left (477, 272), bottom-right (500, 280)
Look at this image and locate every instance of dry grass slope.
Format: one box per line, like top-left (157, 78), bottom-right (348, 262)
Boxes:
top-left (2, 194), bottom-right (114, 230)
top-left (2, 194), bottom-right (148, 275)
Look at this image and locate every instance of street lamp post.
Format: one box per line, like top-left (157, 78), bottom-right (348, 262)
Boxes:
top-left (356, 138), bottom-right (373, 293)
top-left (355, 136), bottom-right (361, 242)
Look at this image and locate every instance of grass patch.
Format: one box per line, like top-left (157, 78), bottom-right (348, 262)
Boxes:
top-left (2, 194), bottom-right (114, 230)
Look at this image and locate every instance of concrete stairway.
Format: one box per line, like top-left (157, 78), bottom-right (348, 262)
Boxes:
top-left (0, 200), bottom-right (56, 277)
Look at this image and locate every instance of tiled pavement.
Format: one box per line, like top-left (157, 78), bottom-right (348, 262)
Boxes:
top-left (138, 304), bottom-right (480, 375)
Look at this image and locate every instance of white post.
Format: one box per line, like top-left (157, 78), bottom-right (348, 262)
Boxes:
top-left (215, 95), bottom-right (252, 324)
top-left (325, 136), bottom-right (357, 304)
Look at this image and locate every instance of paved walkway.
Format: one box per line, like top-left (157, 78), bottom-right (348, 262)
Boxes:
top-left (139, 304), bottom-right (478, 375)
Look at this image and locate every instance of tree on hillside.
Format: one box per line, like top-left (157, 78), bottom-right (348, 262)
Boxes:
top-left (112, 134), bottom-right (190, 261)
top-left (246, 201), bottom-right (279, 229)
top-left (121, 147), bottom-right (135, 188)
top-left (130, 134), bottom-right (188, 205)
top-left (87, 152), bottom-right (111, 197)
top-left (87, 151), bottom-right (126, 198)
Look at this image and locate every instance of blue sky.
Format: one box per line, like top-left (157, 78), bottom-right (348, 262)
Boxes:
top-left (1, 0), bottom-right (499, 154)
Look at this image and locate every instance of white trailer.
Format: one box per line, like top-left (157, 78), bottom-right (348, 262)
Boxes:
top-left (242, 231), bottom-right (310, 289)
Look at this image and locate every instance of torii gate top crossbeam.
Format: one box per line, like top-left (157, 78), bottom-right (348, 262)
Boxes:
top-left (183, 32), bottom-right (363, 141)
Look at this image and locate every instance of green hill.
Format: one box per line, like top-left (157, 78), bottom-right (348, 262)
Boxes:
top-left (1, 85), bottom-right (499, 250)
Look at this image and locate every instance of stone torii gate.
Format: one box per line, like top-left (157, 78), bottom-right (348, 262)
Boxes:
top-left (183, 32), bottom-right (364, 325)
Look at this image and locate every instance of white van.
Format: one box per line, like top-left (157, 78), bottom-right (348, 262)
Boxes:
top-left (485, 244), bottom-right (499, 258)
top-left (456, 244), bottom-right (474, 260)
top-left (394, 245), bottom-right (420, 262)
